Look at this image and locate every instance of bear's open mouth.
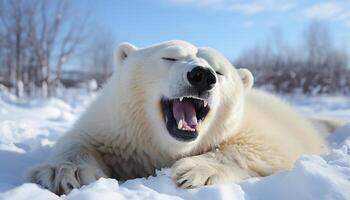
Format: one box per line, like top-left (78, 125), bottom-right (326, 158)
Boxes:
top-left (161, 96), bottom-right (210, 142)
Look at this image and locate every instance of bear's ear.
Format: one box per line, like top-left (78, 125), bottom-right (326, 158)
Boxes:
top-left (116, 42), bottom-right (137, 65)
top-left (238, 68), bottom-right (254, 91)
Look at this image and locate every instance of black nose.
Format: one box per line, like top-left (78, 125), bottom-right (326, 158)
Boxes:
top-left (187, 66), bottom-right (216, 93)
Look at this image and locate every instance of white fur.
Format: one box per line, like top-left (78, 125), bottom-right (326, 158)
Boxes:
top-left (28, 40), bottom-right (328, 194)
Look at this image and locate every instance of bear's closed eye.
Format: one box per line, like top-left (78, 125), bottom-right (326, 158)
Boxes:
top-left (162, 57), bottom-right (178, 61)
top-left (216, 71), bottom-right (224, 76)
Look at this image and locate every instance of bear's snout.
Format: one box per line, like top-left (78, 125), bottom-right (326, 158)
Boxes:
top-left (187, 66), bottom-right (216, 94)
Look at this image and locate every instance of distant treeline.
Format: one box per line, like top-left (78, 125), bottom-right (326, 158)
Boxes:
top-left (0, 70), bottom-right (111, 89)
top-left (235, 21), bottom-right (350, 95)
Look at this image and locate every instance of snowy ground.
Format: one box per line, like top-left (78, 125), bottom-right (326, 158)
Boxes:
top-left (0, 88), bottom-right (349, 200)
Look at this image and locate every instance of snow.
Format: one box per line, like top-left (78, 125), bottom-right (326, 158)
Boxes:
top-left (0, 88), bottom-right (350, 200)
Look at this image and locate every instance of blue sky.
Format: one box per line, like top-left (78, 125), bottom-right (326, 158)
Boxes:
top-left (76, 0), bottom-right (350, 60)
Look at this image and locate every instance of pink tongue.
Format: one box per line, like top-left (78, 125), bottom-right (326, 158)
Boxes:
top-left (172, 99), bottom-right (198, 131)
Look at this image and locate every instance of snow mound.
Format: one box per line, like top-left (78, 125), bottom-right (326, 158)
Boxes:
top-left (0, 89), bottom-right (350, 200)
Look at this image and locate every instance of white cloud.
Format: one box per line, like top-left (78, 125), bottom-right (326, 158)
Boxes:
top-left (302, 2), bottom-right (350, 27)
top-left (163, 0), bottom-right (296, 15)
top-left (242, 20), bottom-right (255, 28)
top-left (336, 12), bottom-right (350, 27)
top-left (164, 0), bottom-right (350, 28)
top-left (344, 20), bottom-right (350, 27)
top-left (227, 3), bottom-right (264, 15)
top-left (303, 2), bottom-right (342, 18)
top-left (336, 12), bottom-right (350, 21)
top-left (272, 3), bottom-right (295, 11)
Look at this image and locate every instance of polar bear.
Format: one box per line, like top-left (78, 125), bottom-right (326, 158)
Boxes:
top-left (28, 40), bottom-right (328, 195)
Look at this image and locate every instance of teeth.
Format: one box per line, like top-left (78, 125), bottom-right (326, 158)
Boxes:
top-left (179, 97), bottom-right (184, 102)
top-left (177, 119), bottom-right (183, 129)
top-left (204, 101), bottom-right (208, 107)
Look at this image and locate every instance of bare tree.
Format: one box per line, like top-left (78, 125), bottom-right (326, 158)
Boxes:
top-left (0, 0), bottom-right (34, 97)
top-left (0, 0), bottom-right (88, 97)
top-left (303, 21), bottom-right (333, 68)
top-left (30, 0), bottom-right (88, 96)
top-left (54, 18), bottom-right (87, 87)
top-left (81, 29), bottom-right (116, 84)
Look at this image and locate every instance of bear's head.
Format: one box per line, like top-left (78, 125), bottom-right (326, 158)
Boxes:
top-left (114, 40), bottom-right (253, 155)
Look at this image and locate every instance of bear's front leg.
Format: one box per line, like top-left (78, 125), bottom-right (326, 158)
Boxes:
top-left (171, 147), bottom-right (258, 188)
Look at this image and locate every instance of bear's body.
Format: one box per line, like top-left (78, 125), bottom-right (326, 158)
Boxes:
top-left (28, 40), bottom-right (328, 194)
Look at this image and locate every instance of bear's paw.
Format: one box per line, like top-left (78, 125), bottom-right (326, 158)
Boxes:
top-left (27, 161), bottom-right (106, 195)
top-left (171, 157), bottom-right (224, 188)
